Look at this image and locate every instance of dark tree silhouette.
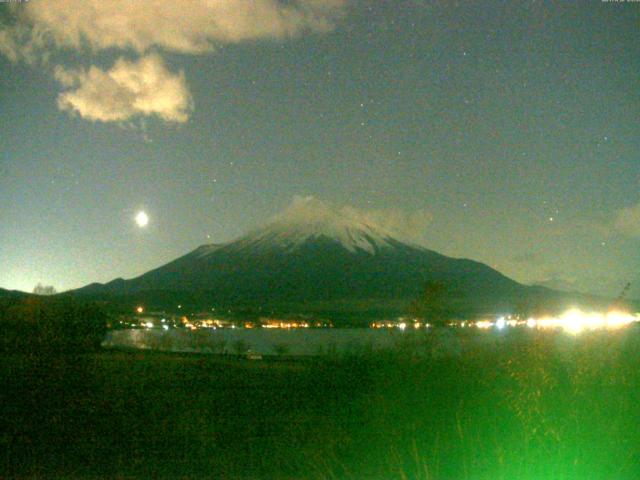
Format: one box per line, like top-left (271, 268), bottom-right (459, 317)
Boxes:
top-left (272, 343), bottom-right (290, 357)
top-left (0, 296), bottom-right (107, 353)
top-left (233, 339), bottom-right (249, 355)
top-left (33, 283), bottom-right (57, 296)
top-left (408, 280), bottom-right (453, 327)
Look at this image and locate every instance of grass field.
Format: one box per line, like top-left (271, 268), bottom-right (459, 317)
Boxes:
top-left (2, 327), bottom-right (640, 479)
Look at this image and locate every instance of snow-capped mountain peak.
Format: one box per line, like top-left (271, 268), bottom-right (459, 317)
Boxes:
top-left (74, 196), bottom-right (531, 319)
top-left (212, 197), bottom-right (405, 255)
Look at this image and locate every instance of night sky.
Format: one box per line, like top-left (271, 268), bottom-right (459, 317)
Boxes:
top-left (1, 1), bottom-right (638, 297)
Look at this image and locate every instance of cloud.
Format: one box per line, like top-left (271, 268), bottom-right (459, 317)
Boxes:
top-left (1, 0), bottom-right (345, 124)
top-left (282, 196), bottom-right (433, 242)
top-left (0, 23), bottom-right (49, 65)
top-left (54, 54), bottom-right (193, 123)
top-left (530, 269), bottom-right (580, 293)
top-left (0, 28), bottom-right (21, 63)
top-left (363, 207), bottom-right (433, 240)
top-left (3, 0), bottom-right (346, 56)
top-left (614, 202), bottom-right (640, 237)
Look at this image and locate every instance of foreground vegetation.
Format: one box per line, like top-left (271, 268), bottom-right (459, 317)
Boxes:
top-left (0, 296), bottom-right (107, 353)
top-left (2, 327), bottom-right (640, 479)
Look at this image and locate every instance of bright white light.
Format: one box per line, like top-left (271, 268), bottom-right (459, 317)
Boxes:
top-left (524, 308), bottom-right (639, 335)
top-left (398, 322), bottom-right (407, 331)
top-left (135, 211), bottom-right (149, 227)
top-left (562, 309), bottom-right (584, 334)
top-left (606, 311), bottom-right (636, 329)
top-left (145, 321), bottom-right (154, 329)
top-left (465, 310), bottom-right (638, 336)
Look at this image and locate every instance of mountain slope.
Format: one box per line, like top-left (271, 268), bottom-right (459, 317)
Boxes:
top-left (72, 198), bottom-right (578, 319)
top-left (0, 288), bottom-right (30, 299)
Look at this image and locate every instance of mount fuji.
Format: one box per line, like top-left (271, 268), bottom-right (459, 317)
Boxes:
top-left (72, 198), bottom-right (568, 321)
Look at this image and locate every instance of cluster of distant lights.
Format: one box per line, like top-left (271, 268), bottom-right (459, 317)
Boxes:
top-left (373, 309), bottom-right (640, 335)
top-left (484, 309), bottom-right (640, 335)
top-left (133, 306), bottom-right (332, 330)
top-left (371, 320), bottom-right (430, 330)
top-left (133, 306), bottom-right (639, 335)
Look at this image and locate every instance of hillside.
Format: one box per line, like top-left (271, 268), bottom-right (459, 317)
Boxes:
top-left (71, 199), bottom-right (601, 321)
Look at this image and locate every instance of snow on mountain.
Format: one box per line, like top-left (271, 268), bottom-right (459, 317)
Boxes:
top-left (68, 197), bottom-right (607, 320)
top-left (202, 196), bottom-right (415, 256)
top-left (74, 196), bottom-right (582, 319)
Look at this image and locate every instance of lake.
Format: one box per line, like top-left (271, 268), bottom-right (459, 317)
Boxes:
top-left (102, 327), bottom-right (502, 357)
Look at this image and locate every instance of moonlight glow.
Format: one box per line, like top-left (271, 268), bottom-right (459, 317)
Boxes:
top-left (135, 211), bottom-right (149, 228)
top-left (0, 2), bottom-right (637, 297)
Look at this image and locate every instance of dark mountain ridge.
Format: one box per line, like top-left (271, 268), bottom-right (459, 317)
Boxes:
top-left (70, 199), bottom-right (603, 321)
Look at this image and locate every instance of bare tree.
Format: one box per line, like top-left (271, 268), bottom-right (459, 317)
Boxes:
top-left (272, 343), bottom-right (290, 357)
top-left (408, 280), bottom-right (452, 327)
top-left (33, 283), bottom-right (57, 296)
top-left (232, 339), bottom-right (249, 355)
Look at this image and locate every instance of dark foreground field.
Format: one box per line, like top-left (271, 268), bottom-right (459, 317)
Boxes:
top-left (2, 328), bottom-right (640, 479)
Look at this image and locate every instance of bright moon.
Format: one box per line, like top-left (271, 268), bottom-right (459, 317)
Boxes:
top-left (135, 211), bottom-right (149, 228)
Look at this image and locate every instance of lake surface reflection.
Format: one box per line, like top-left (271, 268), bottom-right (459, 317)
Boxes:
top-left (103, 327), bottom-right (496, 357)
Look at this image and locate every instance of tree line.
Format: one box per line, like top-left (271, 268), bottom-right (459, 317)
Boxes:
top-left (0, 296), bottom-right (108, 353)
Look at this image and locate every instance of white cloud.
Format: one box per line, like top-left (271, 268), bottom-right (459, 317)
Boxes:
top-left (615, 202), bottom-right (640, 237)
top-left (361, 207), bottom-right (433, 240)
top-left (54, 53), bottom-right (193, 123)
top-left (282, 196), bottom-right (433, 242)
top-left (0, 28), bottom-right (21, 63)
top-left (1, 0), bottom-right (345, 124)
top-left (530, 272), bottom-right (580, 293)
top-left (7, 0), bottom-right (346, 55)
top-left (0, 23), bottom-right (50, 65)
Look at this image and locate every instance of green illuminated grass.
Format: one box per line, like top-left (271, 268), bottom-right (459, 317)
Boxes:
top-left (2, 327), bottom-right (639, 479)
